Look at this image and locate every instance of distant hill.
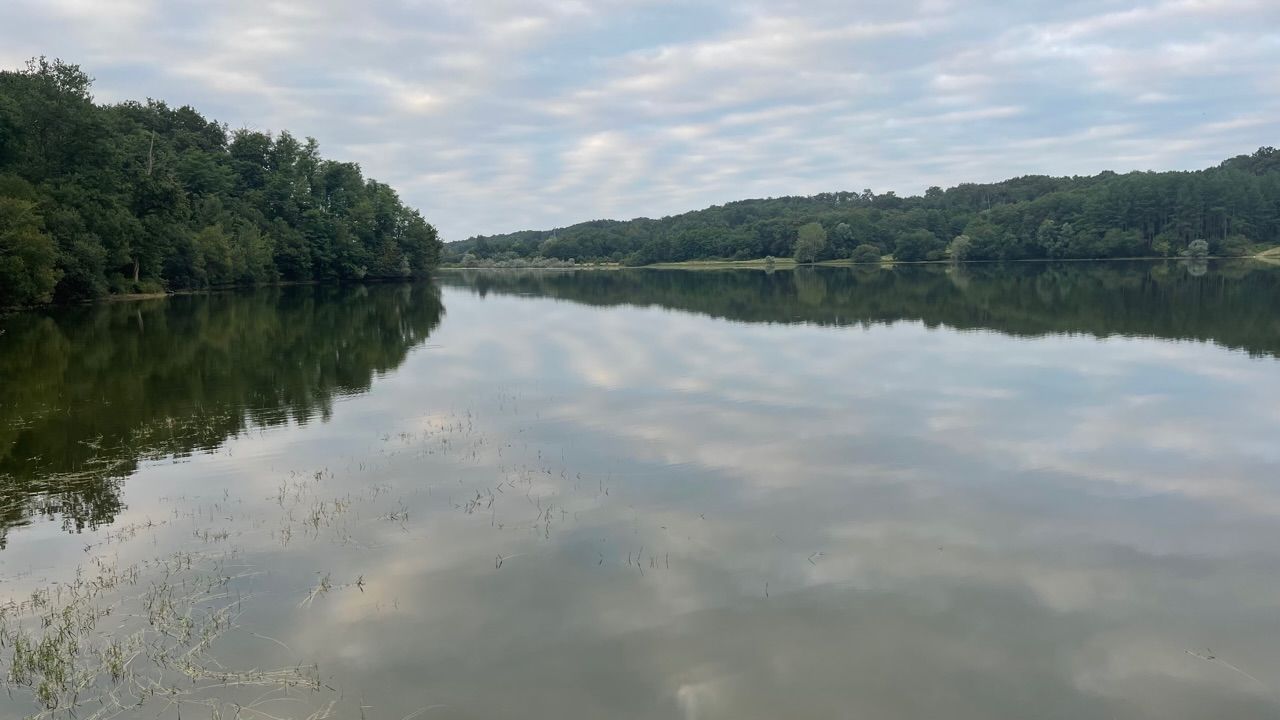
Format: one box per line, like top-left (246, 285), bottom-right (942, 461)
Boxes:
top-left (447, 148), bottom-right (1280, 266)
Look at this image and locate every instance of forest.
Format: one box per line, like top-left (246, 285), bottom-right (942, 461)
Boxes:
top-left (0, 58), bottom-right (442, 307)
top-left (449, 147), bottom-right (1280, 266)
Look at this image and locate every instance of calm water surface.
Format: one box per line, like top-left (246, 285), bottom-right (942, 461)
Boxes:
top-left (2, 262), bottom-right (1280, 718)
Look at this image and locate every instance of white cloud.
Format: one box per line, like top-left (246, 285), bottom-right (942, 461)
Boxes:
top-left (2, 0), bottom-right (1278, 239)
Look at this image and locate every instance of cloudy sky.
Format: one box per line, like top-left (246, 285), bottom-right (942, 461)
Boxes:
top-left (2, 0), bottom-right (1278, 240)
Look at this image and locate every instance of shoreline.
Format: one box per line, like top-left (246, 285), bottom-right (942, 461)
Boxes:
top-left (6, 252), bottom-right (1276, 313)
top-left (1, 277), bottom-right (423, 314)
top-left (445, 252), bottom-right (1276, 271)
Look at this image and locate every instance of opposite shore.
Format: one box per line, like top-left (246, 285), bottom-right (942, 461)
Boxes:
top-left (6, 250), bottom-right (1278, 313)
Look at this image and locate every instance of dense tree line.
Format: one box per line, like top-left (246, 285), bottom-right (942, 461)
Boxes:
top-left (0, 58), bottom-right (441, 307)
top-left (449, 148), bottom-right (1280, 266)
top-left (0, 283), bottom-right (443, 545)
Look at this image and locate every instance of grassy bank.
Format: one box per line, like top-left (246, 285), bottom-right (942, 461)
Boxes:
top-left (1256, 247), bottom-right (1280, 265)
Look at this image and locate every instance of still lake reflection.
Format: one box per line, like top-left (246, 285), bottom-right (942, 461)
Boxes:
top-left (2, 262), bottom-right (1280, 718)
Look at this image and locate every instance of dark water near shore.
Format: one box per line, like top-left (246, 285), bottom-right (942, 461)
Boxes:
top-left (2, 261), bottom-right (1280, 718)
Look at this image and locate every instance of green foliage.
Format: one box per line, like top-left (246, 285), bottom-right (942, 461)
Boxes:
top-left (448, 146), bottom-right (1280, 266)
top-left (893, 229), bottom-right (941, 262)
top-left (1186, 239), bottom-right (1210, 258)
top-left (457, 253), bottom-right (579, 268)
top-left (850, 244), bottom-right (882, 264)
top-left (0, 58), bottom-right (441, 305)
top-left (945, 234), bottom-right (973, 262)
top-left (0, 196), bottom-right (60, 306)
top-left (1222, 234), bottom-right (1252, 256)
top-left (793, 222), bottom-right (828, 263)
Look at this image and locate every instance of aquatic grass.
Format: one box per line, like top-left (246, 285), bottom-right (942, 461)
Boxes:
top-left (0, 542), bottom-right (329, 719)
top-left (2, 389), bottom-right (684, 717)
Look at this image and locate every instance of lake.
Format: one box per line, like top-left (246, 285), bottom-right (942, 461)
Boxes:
top-left (2, 261), bottom-right (1280, 719)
